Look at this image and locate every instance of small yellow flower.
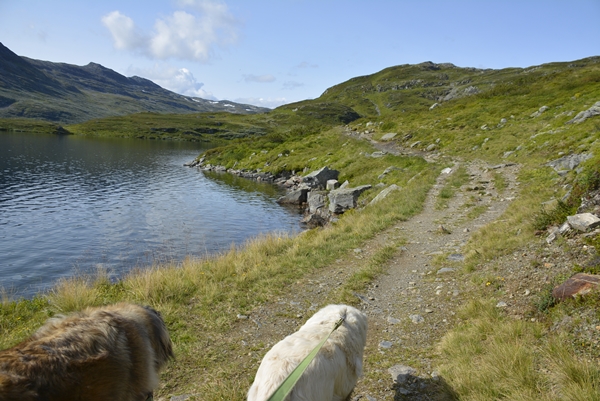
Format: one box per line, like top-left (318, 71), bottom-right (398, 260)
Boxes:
top-left (486, 282), bottom-right (491, 286)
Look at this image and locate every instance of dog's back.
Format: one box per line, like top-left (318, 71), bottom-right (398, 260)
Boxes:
top-left (0, 303), bottom-right (173, 401)
top-left (248, 304), bottom-right (367, 401)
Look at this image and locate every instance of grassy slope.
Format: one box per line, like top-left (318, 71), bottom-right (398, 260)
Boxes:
top-left (1, 56), bottom-right (600, 399)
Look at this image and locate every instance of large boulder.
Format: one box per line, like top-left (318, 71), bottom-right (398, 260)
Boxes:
top-left (307, 191), bottom-right (327, 214)
top-left (303, 167), bottom-right (340, 189)
top-left (276, 188), bottom-right (308, 205)
top-left (567, 213), bottom-right (600, 232)
top-left (328, 185), bottom-right (372, 214)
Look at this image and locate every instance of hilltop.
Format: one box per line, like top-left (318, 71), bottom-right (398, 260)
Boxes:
top-left (0, 42), bottom-right (268, 124)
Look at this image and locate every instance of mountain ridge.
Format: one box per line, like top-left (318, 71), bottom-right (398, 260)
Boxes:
top-left (0, 42), bottom-right (269, 124)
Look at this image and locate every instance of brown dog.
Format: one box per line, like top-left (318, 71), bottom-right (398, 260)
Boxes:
top-left (0, 303), bottom-right (174, 401)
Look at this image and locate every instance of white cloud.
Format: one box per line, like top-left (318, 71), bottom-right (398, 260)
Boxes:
top-left (129, 64), bottom-right (216, 100)
top-left (101, 11), bottom-right (145, 51)
top-left (243, 74), bottom-right (276, 83)
top-left (101, 1), bottom-right (240, 62)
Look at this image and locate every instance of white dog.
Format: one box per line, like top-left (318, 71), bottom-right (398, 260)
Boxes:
top-left (248, 304), bottom-right (368, 401)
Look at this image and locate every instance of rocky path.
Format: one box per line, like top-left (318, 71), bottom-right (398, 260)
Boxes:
top-left (226, 153), bottom-right (522, 400)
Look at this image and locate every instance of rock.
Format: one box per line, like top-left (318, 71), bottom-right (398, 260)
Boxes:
top-left (388, 365), bottom-right (417, 384)
top-left (370, 184), bottom-right (400, 205)
top-left (552, 273), bottom-right (600, 301)
top-left (378, 166), bottom-right (402, 180)
top-left (567, 213), bottom-right (600, 232)
top-left (546, 153), bottom-right (592, 172)
top-left (447, 253), bottom-right (464, 261)
top-left (379, 340), bottom-right (393, 349)
top-left (409, 314), bottom-right (424, 324)
top-left (326, 179), bottom-right (339, 191)
top-left (437, 267), bottom-right (456, 274)
top-left (438, 225), bottom-right (451, 234)
top-left (303, 166), bottom-right (340, 189)
top-left (429, 102), bottom-right (440, 110)
top-left (426, 143), bottom-right (437, 151)
top-left (276, 188), bottom-right (308, 205)
top-left (441, 167), bottom-right (453, 174)
top-left (496, 301), bottom-right (508, 308)
top-left (328, 185), bottom-right (372, 214)
top-left (566, 101), bottom-right (600, 124)
top-left (530, 105), bottom-right (549, 118)
top-left (381, 132), bottom-right (397, 141)
top-left (306, 191), bottom-right (326, 214)
top-left (301, 212), bottom-right (328, 228)
top-left (387, 316), bottom-right (401, 324)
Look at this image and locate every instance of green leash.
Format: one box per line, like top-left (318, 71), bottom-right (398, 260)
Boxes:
top-left (266, 316), bottom-right (345, 401)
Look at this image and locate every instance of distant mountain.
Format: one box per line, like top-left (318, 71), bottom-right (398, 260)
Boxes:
top-left (0, 42), bottom-right (269, 124)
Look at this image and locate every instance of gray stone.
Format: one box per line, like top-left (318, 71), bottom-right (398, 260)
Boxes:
top-left (379, 340), bottom-right (393, 349)
top-left (388, 365), bottom-right (417, 383)
top-left (567, 101), bottom-right (600, 124)
top-left (276, 188), bottom-right (308, 205)
top-left (381, 132), bottom-right (397, 141)
top-left (303, 166), bottom-right (340, 189)
top-left (387, 316), bottom-right (401, 324)
top-left (567, 213), bottom-right (600, 232)
top-left (546, 153), bottom-right (592, 172)
top-left (447, 253), bottom-right (464, 261)
top-left (326, 179), bottom-right (339, 191)
top-left (307, 191), bottom-right (327, 214)
top-left (409, 314), bottom-right (424, 324)
top-left (370, 184), bottom-right (401, 205)
top-left (328, 185), bottom-right (372, 214)
top-left (437, 267), bottom-right (456, 274)
top-left (530, 105), bottom-right (549, 118)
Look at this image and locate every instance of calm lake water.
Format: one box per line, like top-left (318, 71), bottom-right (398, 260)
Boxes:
top-left (0, 132), bottom-right (302, 298)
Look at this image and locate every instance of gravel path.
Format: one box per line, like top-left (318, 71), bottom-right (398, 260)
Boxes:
top-left (229, 152), bottom-right (523, 400)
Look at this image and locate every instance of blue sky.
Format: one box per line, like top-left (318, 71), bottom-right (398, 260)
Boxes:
top-left (1, 0), bottom-right (599, 109)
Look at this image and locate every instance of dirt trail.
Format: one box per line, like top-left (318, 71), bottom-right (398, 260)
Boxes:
top-left (231, 145), bottom-right (521, 400)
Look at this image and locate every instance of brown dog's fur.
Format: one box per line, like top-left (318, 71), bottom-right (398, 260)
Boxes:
top-left (0, 303), bottom-right (173, 401)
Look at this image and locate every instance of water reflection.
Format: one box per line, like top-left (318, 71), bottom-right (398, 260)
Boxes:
top-left (0, 132), bottom-right (302, 298)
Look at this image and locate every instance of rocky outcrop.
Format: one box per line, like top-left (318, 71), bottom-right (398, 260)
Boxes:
top-left (566, 101), bottom-right (600, 124)
top-left (546, 153), bottom-right (592, 173)
top-left (187, 160), bottom-right (405, 228)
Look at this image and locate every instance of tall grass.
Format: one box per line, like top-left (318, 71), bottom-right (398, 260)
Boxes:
top-left (438, 300), bottom-right (600, 401)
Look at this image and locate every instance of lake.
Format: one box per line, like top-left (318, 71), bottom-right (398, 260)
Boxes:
top-left (0, 132), bottom-right (302, 299)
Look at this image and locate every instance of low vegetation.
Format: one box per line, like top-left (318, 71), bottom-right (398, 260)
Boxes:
top-left (1, 56), bottom-right (600, 399)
